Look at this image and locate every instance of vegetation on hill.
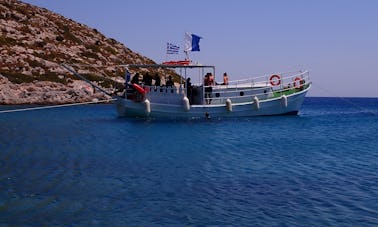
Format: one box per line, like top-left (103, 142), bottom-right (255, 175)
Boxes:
top-left (0, 0), bottom-right (178, 104)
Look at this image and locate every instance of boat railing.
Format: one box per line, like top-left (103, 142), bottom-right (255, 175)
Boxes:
top-left (126, 70), bottom-right (310, 105)
top-left (203, 70), bottom-right (310, 105)
top-left (275, 70), bottom-right (310, 95)
top-left (146, 85), bottom-right (185, 95)
top-left (225, 70), bottom-right (309, 88)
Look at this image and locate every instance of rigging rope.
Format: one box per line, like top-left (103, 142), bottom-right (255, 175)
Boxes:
top-left (0, 98), bottom-right (117, 114)
top-left (312, 83), bottom-right (377, 116)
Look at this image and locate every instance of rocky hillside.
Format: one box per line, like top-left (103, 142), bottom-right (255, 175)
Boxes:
top-left (0, 0), bottom-right (163, 104)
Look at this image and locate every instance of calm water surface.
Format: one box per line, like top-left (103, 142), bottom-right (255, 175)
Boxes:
top-left (0, 97), bottom-right (377, 226)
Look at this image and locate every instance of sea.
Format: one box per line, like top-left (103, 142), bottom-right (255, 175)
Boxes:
top-left (0, 97), bottom-right (377, 226)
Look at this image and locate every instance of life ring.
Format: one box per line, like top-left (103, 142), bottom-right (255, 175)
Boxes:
top-left (269, 74), bottom-right (281, 86)
top-left (293, 77), bottom-right (304, 89)
top-left (132, 83), bottom-right (146, 94)
top-left (132, 83), bottom-right (146, 102)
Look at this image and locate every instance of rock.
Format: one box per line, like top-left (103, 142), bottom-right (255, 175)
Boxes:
top-left (0, 0), bottom-right (171, 105)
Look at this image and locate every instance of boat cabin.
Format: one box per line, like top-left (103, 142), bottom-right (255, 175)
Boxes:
top-left (122, 64), bottom-right (281, 106)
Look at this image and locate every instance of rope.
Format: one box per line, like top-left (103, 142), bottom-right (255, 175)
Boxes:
top-left (0, 98), bottom-right (117, 114)
top-left (312, 83), bottom-right (377, 116)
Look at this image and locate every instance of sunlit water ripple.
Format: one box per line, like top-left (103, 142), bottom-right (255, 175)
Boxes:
top-left (0, 97), bottom-right (377, 226)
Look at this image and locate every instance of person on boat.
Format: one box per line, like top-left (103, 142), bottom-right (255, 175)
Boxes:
top-left (128, 73), bottom-right (145, 101)
top-left (154, 73), bottom-right (161, 86)
top-left (204, 73), bottom-right (215, 86)
top-left (143, 73), bottom-right (152, 86)
top-left (222, 72), bottom-right (229, 85)
top-left (166, 76), bottom-right (174, 87)
top-left (131, 73), bottom-right (140, 84)
top-left (186, 77), bottom-right (193, 104)
top-left (204, 73), bottom-right (214, 104)
top-left (209, 73), bottom-right (215, 86)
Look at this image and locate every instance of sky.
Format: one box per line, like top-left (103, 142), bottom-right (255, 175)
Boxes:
top-left (22, 0), bottom-right (378, 97)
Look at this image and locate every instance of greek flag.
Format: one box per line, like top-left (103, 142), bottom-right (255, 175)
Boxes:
top-left (185, 33), bottom-right (202, 52)
top-left (166, 43), bottom-right (180, 54)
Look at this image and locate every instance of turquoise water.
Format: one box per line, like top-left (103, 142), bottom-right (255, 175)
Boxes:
top-left (0, 97), bottom-right (377, 226)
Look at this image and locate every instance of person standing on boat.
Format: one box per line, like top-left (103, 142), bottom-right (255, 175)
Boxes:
top-left (222, 72), bottom-right (229, 85)
top-left (166, 76), bottom-right (174, 87)
top-left (204, 73), bottom-right (214, 104)
top-left (143, 73), bottom-right (152, 86)
top-left (131, 73), bottom-right (140, 84)
top-left (154, 73), bottom-right (161, 86)
top-left (186, 77), bottom-right (193, 104)
top-left (209, 73), bottom-right (215, 86)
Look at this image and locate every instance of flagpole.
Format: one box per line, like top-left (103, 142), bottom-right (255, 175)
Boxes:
top-left (184, 50), bottom-right (190, 61)
top-left (184, 33), bottom-right (190, 61)
top-left (165, 42), bottom-right (168, 63)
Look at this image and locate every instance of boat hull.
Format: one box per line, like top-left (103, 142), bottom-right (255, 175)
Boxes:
top-left (115, 85), bottom-right (310, 119)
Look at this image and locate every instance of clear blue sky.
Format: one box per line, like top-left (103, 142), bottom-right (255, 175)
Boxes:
top-left (22, 0), bottom-right (378, 97)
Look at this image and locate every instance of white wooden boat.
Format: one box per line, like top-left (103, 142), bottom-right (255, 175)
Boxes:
top-left (115, 63), bottom-right (311, 119)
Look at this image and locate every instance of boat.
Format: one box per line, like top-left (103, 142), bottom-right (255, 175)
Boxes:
top-left (115, 62), bottom-right (311, 119)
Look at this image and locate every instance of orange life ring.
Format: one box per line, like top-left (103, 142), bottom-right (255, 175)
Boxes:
top-left (132, 83), bottom-right (146, 94)
top-left (131, 83), bottom-right (147, 102)
top-left (293, 77), bottom-right (303, 89)
top-left (269, 75), bottom-right (281, 86)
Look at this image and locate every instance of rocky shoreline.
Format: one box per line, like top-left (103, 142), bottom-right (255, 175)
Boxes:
top-left (0, 74), bottom-right (112, 105)
top-left (1, 0), bottom-right (164, 105)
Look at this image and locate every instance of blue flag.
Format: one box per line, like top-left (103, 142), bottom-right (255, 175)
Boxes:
top-left (125, 70), bottom-right (131, 88)
top-left (185, 33), bottom-right (202, 52)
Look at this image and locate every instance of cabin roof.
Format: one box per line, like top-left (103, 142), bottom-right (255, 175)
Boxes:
top-left (122, 64), bottom-right (215, 69)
